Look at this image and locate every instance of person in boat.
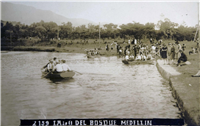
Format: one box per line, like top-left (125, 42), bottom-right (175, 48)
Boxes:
top-left (147, 52), bottom-right (153, 60)
top-left (129, 55), bottom-right (134, 60)
top-left (125, 55), bottom-right (129, 61)
top-left (52, 57), bottom-right (58, 66)
top-left (62, 60), bottom-right (72, 71)
top-left (177, 49), bottom-right (187, 67)
top-left (135, 54), bottom-right (142, 61)
top-left (53, 60), bottom-right (63, 72)
top-left (141, 54), bottom-right (147, 61)
top-left (47, 60), bottom-right (54, 72)
top-left (42, 58), bottom-right (56, 71)
top-left (42, 59), bottom-right (51, 70)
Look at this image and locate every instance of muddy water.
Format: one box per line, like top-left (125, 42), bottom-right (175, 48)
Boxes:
top-left (1, 52), bottom-right (181, 126)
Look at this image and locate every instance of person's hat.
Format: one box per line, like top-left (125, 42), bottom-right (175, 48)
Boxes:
top-left (53, 57), bottom-right (57, 60)
top-left (168, 43), bottom-right (171, 45)
top-left (179, 49), bottom-right (183, 52)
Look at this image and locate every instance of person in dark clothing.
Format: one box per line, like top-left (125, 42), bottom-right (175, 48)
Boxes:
top-left (117, 44), bottom-right (119, 53)
top-left (177, 50), bottom-right (187, 67)
top-left (131, 39), bottom-right (135, 44)
top-left (106, 44), bottom-right (109, 51)
top-left (132, 45), bottom-right (136, 57)
top-left (171, 43), bottom-right (175, 61)
top-left (134, 45), bottom-right (138, 57)
top-left (159, 45), bottom-right (162, 57)
top-left (124, 47), bottom-right (127, 56)
top-left (161, 44), bottom-right (167, 64)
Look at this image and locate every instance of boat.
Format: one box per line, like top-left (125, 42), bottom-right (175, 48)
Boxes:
top-left (86, 49), bottom-right (100, 58)
top-left (87, 55), bottom-right (99, 58)
top-left (42, 70), bottom-right (75, 79)
top-left (122, 59), bottom-right (155, 65)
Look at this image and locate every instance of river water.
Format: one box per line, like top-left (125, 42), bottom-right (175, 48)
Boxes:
top-left (1, 52), bottom-right (181, 126)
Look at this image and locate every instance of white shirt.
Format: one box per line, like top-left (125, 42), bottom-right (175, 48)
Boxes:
top-left (62, 64), bottom-right (71, 71)
top-left (55, 64), bottom-right (63, 72)
top-left (136, 55), bottom-right (141, 60)
top-left (147, 54), bottom-right (152, 60)
top-left (151, 46), bottom-right (156, 50)
top-left (130, 55), bottom-right (134, 59)
top-left (143, 55), bottom-right (147, 60)
top-left (125, 55), bottom-right (129, 60)
top-left (47, 63), bottom-right (53, 70)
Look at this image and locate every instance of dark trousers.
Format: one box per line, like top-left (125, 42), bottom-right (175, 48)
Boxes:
top-left (178, 58), bottom-right (187, 64)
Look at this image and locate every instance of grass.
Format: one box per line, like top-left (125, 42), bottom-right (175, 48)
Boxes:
top-left (161, 40), bottom-right (200, 125)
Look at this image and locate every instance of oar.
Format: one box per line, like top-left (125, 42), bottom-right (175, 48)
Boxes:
top-left (73, 70), bottom-right (82, 75)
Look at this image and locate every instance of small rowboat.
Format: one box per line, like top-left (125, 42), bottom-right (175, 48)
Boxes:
top-left (87, 55), bottom-right (99, 58)
top-left (42, 70), bottom-right (75, 79)
top-left (122, 59), bottom-right (155, 65)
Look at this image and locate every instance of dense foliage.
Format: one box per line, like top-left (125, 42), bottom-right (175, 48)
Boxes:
top-left (1, 18), bottom-right (198, 46)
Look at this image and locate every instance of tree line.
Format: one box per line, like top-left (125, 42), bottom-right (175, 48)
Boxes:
top-left (1, 18), bottom-right (198, 46)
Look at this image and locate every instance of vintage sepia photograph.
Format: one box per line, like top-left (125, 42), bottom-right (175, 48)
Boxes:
top-left (1, 0), bottom-right (199, 126)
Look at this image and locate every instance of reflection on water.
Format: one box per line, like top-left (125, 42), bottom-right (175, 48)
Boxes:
top-left (1, 52), bottom-right (181, 126)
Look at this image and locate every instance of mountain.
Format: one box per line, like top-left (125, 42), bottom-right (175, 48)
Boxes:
top-left (1, 2), bottom-right (96, 26)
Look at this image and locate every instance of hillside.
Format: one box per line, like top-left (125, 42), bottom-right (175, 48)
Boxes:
top-left (1, 2), bottom-right (96, 26)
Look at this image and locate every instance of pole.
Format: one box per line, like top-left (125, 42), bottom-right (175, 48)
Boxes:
top-left (99, 22), bottom-right (100, 45)
top-left (198, 2), bottom-right (200, 42)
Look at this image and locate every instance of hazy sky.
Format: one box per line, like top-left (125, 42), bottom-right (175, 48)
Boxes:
top-left (12, 1), bottom-right (199, 27)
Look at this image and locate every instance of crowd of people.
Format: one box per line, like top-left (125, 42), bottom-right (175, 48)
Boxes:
top-left (42, 57), bottom-right (71, 73)
top-left (116, 41), bottom-right (156, 61)
top-left (112, 39), bottom-right (198, 67)
top-left (86, 49), bottom-right (99, 57)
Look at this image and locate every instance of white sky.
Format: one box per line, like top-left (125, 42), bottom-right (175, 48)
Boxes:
top-left (6, 1), bottom-right (200, 27)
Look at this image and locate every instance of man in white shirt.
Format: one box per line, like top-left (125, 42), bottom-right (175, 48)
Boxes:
top-left (62, 60), bottom-right (71, 71)
top-left (135, 54), bottom-right (142, 61)
top-left (54, 61), bottom-right (63, 72)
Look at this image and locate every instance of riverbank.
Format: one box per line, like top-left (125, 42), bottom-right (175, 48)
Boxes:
top-left (156, 41), bottom-right (200, 126)
top-left (1, 42), bottom-right (120, 56)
